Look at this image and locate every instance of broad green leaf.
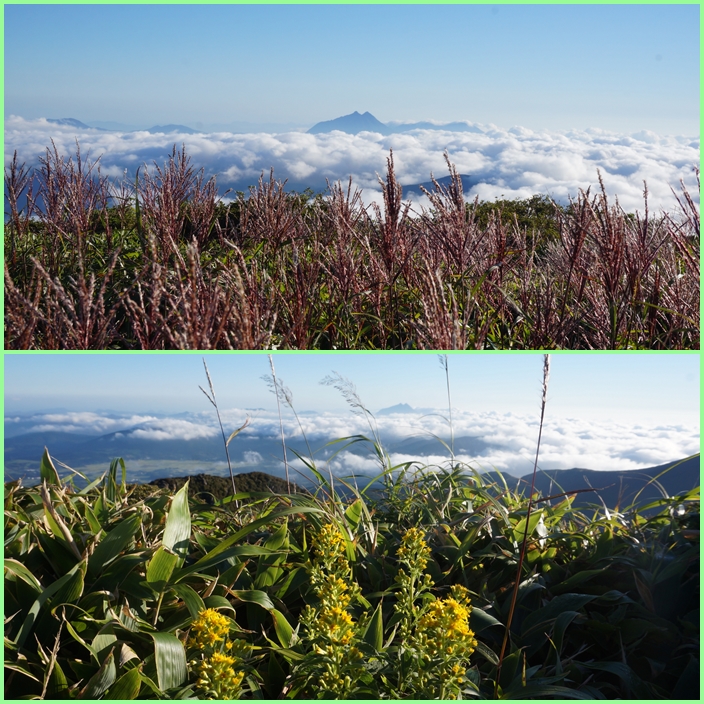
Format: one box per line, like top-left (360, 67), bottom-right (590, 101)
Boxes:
top-left (470, 606), bottom-right (503, 633)
top-left (170, 582), bottom-right (205, 618)
top-left (271, 608), bottom-right (293, 648)
top-left (51, 559), bottom-right (86, 606)
top-left (552, 610), bottom-right (582, 654)
top-left (550, 568), bottom-right (604, 594)
top-left (503, 683), bottom-right (594, 699)
top-left (40, 447), bottom-right (61, 485)
top-left (231, 589), bottom-right (275, 611)
top-left (175, 506), bottom-right (324, 579)
top-left (104, 666), bottom-right (141, 700)
top-left (174, 544), bottom-right (275, 581)
top-left (362, 602), bottom-right (384, 651)
top-left (264, 520), bottom-right (289, 551)
top-left (4, 558), bottom-right (43, 594)
top-left (146, 547), bottom-right (178, 587)
top-left (92, 625), bottom-right (119, 660)
top-left (88, 513), bottom-right (142, 577)
top-left (345, 498), bottom-right (364, 532)
top-left (5, 661), bottom-right (42, 683)
top-left (82, 501), bottom-right (103, 534)
top-left (15, 560), bottom-right (87, 648)
top-left (204, 595), bottom-right (237, 613)
top-left (79, 648), bottom-right (116, 699)
top-left (46, 660), bottom-right (69, 698)
top-left (162, 481), bottom-right (191, 564)
top-left (521, 593), bottom-right (597, 637)
top-left (150, 632), bottom-right (187, 691)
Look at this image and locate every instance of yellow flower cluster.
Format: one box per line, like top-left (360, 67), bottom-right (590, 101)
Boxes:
top-left (312, 522), bottom-right (349, 576)
top-left (391, 530), bottom-right (477, 699)
top-left (397, 526), bottom-right (431, 571)
top-left (417, 585), bottom-right (477, 659)
top-left (188, 608), bottom-right (231, 650)
top-left (295, 523), bottom-right (365, 698)
top-left (188, 608), bottom-right (249, 700)
top-left (195, 651), bottom-right (245, 700)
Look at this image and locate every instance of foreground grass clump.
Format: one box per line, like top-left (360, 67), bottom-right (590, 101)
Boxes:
top-left (4, 144), bottom-right (699, 349)
top-left (4, 449), bottom-right (699, 699)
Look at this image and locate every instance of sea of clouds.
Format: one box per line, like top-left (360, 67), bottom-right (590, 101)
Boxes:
top-left (4, 116), bottom-right (699, 215)
top-left (5, 406), bottom-right (699, 479)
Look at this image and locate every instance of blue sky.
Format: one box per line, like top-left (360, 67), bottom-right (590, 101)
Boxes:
top-left (4, 3), bottom-right (699, 135)
top-left (4, 352), bottom-right (699, 425)
top-left (4, 353), bottom-right (699, 475)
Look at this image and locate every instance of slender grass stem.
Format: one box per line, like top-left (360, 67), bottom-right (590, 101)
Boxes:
top-left (268, 354), bottom-right (291, 495)
top-left (495, 353), bottom-right (550, 697)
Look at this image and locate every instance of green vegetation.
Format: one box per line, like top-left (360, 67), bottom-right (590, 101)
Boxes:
top-left (4, 145), bottom-right (700, 349)
top-left (4, 355), bottom-right (700, 698)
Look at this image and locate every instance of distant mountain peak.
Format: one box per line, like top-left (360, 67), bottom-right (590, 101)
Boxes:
top-left (143, 124), bottom-right (201, 135)
top-left (308, 111), bottom-right (388, 135)
top-left (377, 403), bottom-right (416, 415)
top-left (307, 112), bottom-right (485, 136)
top-left (47, 117), bottom-right (94, 129)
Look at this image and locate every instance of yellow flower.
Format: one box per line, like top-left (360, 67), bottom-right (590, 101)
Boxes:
top-left (398, 527), bottom-right (431, 571)
top-left (190, 608), bottom-right (231, 650)
top-left (195, 651), bottom-right (245, 699)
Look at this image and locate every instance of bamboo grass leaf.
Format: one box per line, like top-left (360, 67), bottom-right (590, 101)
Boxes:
top-left (162, 481), bottom-right (191, 564)
top-left (271, 608), bottom-right (294, 647)
top-left (104, 666), bottom-right (141, 700)
top-left (146, 546), bottom-right (178, 587)
top-left (40, 447), bottom-right (61, 485)
top-left (150, 632), bottom-right (187, 691)
top-left (362, 601), bottom-right (384, 651)
top-left (78, 647), bottom-right (116, 699)
top-left (4, 558), bottom-right (43, 594)
top-left (88, 513), bottom-right (142, 576)
top-left (170, 582), bottom-right (205, 618)
top-left (231, 589), bottom-right (276, 611)
top-left (15, 560), bottom-right (87, 649)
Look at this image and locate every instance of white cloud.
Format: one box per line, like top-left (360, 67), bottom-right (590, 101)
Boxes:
top-left (4, 115), bottom-right (698, 214)
top-left (6, 405), bottom-right (698, 476)
top-left (23, 411), bottom-right (159, 434)
top-left (126, 419), bottom-right (218, 441)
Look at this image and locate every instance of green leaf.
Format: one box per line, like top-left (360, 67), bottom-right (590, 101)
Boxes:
top-left (88, 513), bottom-right (142, 577)
top-left (174, 506), bottom-right (324, 580)
top-left (174, 544), bottom-right (274, 581)
top-left (82, 501), bottom-right (103, 534)
top-left (231, 589), bottom-right (275, 611)
top-left (264, 520), bottom-right (290, 551)
top-left (362, 602), bottom-right (384, 651)
top-left (521, 593), bottom-right (597, 638)
top-left (104, 666), bottom-right (142, 700)
top-left (203, 595), bottom-right (237, 613)
top-left (550, 568), bottom-right (604, 594)
top-left (344, 498), bottom-right (364, 532)
top-left (40, 447), bottom-right (61, 485)
top-left (470, 606), bottom-right (504, 633)
top-left (4, 558), bottom-right (43, 595)
top-left (79, 648), bottom-right (116, 699)
top-left (162, 481), bottom-right (191, 564)
top-left (170, 582), bottom-right (206, 618)
top-left (150, 632), bottom-right (187, 691)
top-left (146, 547), bottom-right (178, 587)
top-left (46, 660), bottom-right (69, 698)
top-left (271, 608), bottom-right (293, 648)
top-left (15, 560), bottom-right (87, 649)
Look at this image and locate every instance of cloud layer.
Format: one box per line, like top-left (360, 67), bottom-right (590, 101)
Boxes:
top-left (5, 116), bottom-right (699, 214)
top-left (6, 406), bottom-right (699, 478)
